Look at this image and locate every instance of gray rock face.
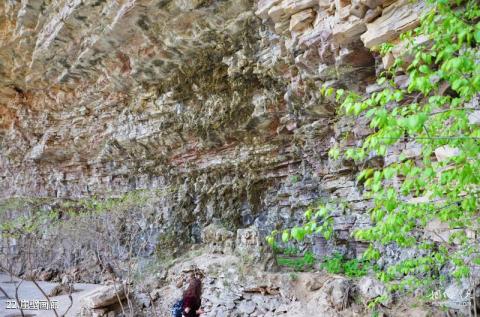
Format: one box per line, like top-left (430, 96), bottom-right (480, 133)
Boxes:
top-left (444, 280), bottom-right (472, 313)
top-left (358, 276), bottom-right (388, 304)
top-left (237, 300), bottom-right (257, 314)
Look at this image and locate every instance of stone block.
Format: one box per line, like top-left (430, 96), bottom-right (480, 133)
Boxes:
top-left (81, 284), bottom-right (126, 309)
top-left (358, 277), bottom-right (390, 305)
top-left (332, 19), bottom-right (367, 45)
top-left (361, 0), bottom-right (425, 48)
top-left (268, 0), bottom-right (318, 24)
top-left (235, 227), bottom-right (263, 259)
top-left (289, 9), bottom-right (316, 32)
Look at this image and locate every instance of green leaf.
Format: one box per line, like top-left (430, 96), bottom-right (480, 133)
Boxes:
top-left (315, 206), bottom-right (328, 218)
top-left (383, 167), bottom-right (395, 179)
top-left (304, 209), bottom-right (312, 220)
top-left (475, 29), bottom-right (480, 43)
top-left (291, 227), bottom-right (306, 242)
top-left (325, 87), bottom-right (334, 97)
top-left (266, 236), bottom-right (274, 246)
top-left (419, 65), bottom-right (430, 73)
top-left (404, 113), bottom-right (427, 133)
top-left (329, 147), bottom-right (340, 160)
top-left (336, 89), bottom-right (345, 101)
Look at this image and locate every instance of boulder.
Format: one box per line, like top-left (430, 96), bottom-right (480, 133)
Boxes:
top-left (319, 0), bottom-right (332, 9)
top-left (81, 284), bottom-right (126, 309)
top-left (324, 278), bottom-right (352, 310)
top-left (256, 0), bottom-right (283, 20)
top-left (364, 7), bottom-right (382, 23)
top-left (358, 277), bottom-right (389, 305)
top-left (49, 283), bottom-right (74, 296)
top-left (338, 4), bottom-right (353, 20)
top-left (335, 0), bottom-right (352, 9)
top-left (305, 276), bottom-right (329, 291)
top-left (382, 52), bottom-right (395, 69)
top-left (444, 280), bottom-right (472, 312)
top-left (202, 223), bottom-right (235, 254)
top-left (424, 219), bottom-right (455, 243)
top-left (235, 227), bottom-right (266, 262)
top-left (424, 218), bottom-right (475, 244)
top-left (360, 0), bottom-right (381, 9)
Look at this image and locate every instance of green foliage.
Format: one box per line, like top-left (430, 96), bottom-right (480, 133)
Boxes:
top-left (277, 251), bottom-right (316, 271)
top-left (320, 252), bottom-right (370, 278)
top-left (368, 295), bottom-right (390, 310)
top-left (378, 42), bottom-right (394, 55)
top-left (344, 258), bottom-right (370, 278)
top-left (320, 252), bottom-right (344, 274)
top-left (290, 175), bottom-right (301, 183)
top-left (282, 246), bottom-right (301, 256)
top-left (0, 197), bottom-right (60, 238)
top-left (266, 204), bottom-right (334, 247)
top-left (0, 190), bottom-right (152, 238)
top-left (323, 0), bottom-right (480, 290)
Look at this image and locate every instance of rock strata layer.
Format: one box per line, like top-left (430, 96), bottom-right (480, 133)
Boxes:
top-left (1, 0), bottom-right (423, 199)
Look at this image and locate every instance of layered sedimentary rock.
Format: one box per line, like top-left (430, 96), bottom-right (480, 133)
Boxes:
top-left (0, 0), bottom-right (423, 199)
top-left (0, 0), bottom-right (431, 307)
top-left (0, 0), bottom-right (428, 271)
top-left (9, 0), bottom-right (473, 316)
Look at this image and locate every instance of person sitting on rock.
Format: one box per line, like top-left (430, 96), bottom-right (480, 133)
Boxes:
top-left (182, 277), bottom-right (204, 317)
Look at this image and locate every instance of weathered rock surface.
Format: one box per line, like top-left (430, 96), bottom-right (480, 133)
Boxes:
top-left (361, 0), bottom-right (425, 48)
top-left (0, 0), bottom-right (427, 199)
top-left (1, 0), bottom-right (465, 316)
top-left (144, 244), bottom-right (440, 317)
top-left (0, 0), bottom-right (419, 269)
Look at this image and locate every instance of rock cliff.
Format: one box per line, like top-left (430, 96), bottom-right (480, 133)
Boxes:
top-left (0, 0), bottom-right (451, 316)
top-left (0, 0), bottom-right (421, 199)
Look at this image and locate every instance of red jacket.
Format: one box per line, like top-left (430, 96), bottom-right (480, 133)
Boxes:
top-left (182, 296), bottom-right (201, 317)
